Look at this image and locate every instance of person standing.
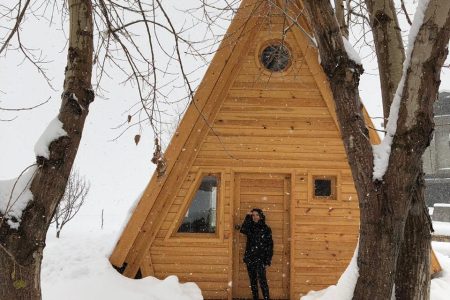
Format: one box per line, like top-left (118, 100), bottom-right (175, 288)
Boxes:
top-left (240, 208), bottom-right (273, 300)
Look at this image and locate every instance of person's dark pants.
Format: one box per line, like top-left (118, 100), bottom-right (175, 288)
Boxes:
top-left (246, 262), bottom-right (270, 300)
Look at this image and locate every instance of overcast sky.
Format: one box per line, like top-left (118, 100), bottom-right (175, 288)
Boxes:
top-left (1, 0), bottom-right (449, 230)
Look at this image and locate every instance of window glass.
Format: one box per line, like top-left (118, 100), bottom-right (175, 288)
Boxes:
top-left (313, 175), bottom-right (337, 200)
top-left (178, 175), bottom-right (218, 233)
top-left (314, 179), bottom-right (332, 197)
top-left (260, 43), bottom-right (291, 72)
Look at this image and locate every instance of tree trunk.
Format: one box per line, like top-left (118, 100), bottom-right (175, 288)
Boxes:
top-left (0, 246), bottom-right (43, 299)
top-left (334, 0), bottom-right (348, 38)
top-left (395, 170), bottom-right (432, 300)
top-left (355, 205), bottom-right (405, 299)
top-left (55, 215), bottom-right (60, 238)
top-left (302, 0), bottom-right (450, 298)
top-left (364, 0), bottom-right (405, 120)
top-left (0, 1), bottom-right (93, 299)
top-left (363, 1), bottom-right (432, 296)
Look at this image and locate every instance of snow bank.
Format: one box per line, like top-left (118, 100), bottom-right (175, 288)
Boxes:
top-left (0, 165), bottom-right (37, 229)
top-left (39, 220), bottom-right (450, 300)
top-left (34, 117), bottom-right (67, 159)
top-left (372, 0), bottom-right (430, 180)
top-left (42, 229), bottom-right (202, 300)
top-left (300, 239), bottom-right (450, 300)
top-left (431, 249), bottom-right (450, 300)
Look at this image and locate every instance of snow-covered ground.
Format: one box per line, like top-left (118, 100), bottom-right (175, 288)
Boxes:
top-left (42, 225), bottom-right (202, 300)
top-left (40, 218), bottom-right (450, 300)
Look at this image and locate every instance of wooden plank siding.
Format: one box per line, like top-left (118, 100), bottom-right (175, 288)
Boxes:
top-left (145, 8), bottom-right (360, 299)
top-left (115, 0), bottom-right (266, 279)
top-left (110, 1), bottom-right (388, 300)
top-left (150, 170), bottom-right (233, 299)
top-left (109, 0), bottom-right (263, 271)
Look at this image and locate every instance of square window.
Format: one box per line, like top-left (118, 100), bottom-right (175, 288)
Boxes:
top-left (315, 179), bottom-right (332, 196)
top-left (312, 175), bottom-right (337, 200)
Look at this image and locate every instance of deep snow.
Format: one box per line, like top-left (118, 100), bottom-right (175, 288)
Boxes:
top-left (42, 227), bottom-right (202, 300)
top-left (39, 219), bottom-right (450, 300)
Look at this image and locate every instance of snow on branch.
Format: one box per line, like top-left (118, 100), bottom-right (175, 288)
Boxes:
top-left (0, 165), bottom-right (37, 229)
top-left (342, 37), bottom-right (362, 65)
top-left (34, 117), bottom-right (68, 159)
top-left (372, 0), bottom-right (430, 181)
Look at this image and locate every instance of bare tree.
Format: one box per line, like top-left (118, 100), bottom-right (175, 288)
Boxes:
top-left (0, 0), bottom-right (219, 298)
top-left (52, 170), bottom-right (90, 238)
top-left (1, 0), bottom-right (94, 298)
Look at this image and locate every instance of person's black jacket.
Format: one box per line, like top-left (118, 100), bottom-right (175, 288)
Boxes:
top-left (240, 209), bottom-right (273, 266)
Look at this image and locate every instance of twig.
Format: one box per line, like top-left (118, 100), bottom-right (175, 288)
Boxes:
top-left (0, 96), bottom-right (51, 111)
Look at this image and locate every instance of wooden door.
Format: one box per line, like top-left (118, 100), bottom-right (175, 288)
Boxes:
top-left (233, 173), bottom-right (290, 299)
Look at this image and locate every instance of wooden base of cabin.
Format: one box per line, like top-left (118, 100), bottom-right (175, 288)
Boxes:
top-left (109, 0), bottom-right (441, 299)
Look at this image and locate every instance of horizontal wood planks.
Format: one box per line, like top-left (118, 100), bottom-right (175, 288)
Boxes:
top-left (150, 170), bottom-right (233, 299)
top-left (141, 6), bottom-right (360, 299)
top-left (111, 2), bottom-right (377, 299)
top-left (194, 24), bottom-right (345, 171)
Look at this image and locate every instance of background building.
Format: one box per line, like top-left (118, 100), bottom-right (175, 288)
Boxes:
top-left (423, 92), bottom-right (450, 206)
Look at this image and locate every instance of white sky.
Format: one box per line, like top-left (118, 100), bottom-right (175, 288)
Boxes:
top-left (1, 0), bottom-right (449, 229)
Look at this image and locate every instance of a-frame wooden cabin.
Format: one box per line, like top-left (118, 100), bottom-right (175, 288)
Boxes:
top-left (110, 1), bottom-right (440, 299)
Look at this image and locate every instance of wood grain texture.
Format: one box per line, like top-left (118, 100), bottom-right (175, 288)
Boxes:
top-left (108, 1), bottom-right (403, 299)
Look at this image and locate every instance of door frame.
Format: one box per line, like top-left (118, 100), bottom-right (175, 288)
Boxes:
top-left (231, 170), bottom-right (295, 300)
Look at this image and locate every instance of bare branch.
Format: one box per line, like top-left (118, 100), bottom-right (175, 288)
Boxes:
top-left (0, 97), bottom-right (51, 111)
top-left (400, 0), bottom-right (412, 26)
top-left (0, 0), bottom-right (31, 55)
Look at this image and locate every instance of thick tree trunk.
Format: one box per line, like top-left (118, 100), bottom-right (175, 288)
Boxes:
top-left (395, 171), bottom-right (432, 300)
top-left (302, 0), bottom-right (450, 298)
top-left (355, 207), bottom-right (405, 299)
top-left (0, 1), bottom-right (93, 299)
top-left (0, 246), bottom-right (43, 299)
top-left (363, 1), bottom-right (433, 296)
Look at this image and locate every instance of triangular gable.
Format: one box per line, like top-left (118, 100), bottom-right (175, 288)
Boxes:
top-left (110, 0), bottom-right (382, 278)
top-left (110, 0), bottom-right (264, 276)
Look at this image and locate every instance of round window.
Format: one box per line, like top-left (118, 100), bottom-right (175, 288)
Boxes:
top-left (260, 42), bottom-right (291, 72)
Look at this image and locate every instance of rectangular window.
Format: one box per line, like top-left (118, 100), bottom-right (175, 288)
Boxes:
top-left (177, 175), bottom-right (219, 233)
top-left (313, 175), bottom-right (337, 200)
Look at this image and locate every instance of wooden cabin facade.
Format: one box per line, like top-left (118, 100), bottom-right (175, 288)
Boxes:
top-left (109, 1), bottom-right (439, 299)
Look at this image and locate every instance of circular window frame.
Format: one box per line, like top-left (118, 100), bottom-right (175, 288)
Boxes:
top-left (257, 39), bottom-right (293, 75)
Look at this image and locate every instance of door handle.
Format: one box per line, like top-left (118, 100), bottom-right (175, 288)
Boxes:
top-left (234, 224), bottom-right (241, 230)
